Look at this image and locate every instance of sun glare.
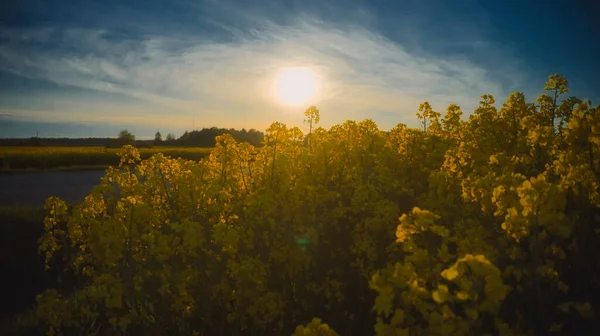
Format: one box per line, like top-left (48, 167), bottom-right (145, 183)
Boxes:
top-left (275, 67), bottom-right (317, 106)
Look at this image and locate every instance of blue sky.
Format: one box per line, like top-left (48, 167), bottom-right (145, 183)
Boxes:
top-left (0, 0), bottom-right (598, 139)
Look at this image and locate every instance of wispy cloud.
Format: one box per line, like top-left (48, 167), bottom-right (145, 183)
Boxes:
top-left (0, 1), bottom-right (527, 134)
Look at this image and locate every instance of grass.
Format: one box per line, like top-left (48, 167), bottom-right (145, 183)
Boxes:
top-left (0, 146), bottom-right (212, 172)
top-left (0, 206), bottom-right (48, 334)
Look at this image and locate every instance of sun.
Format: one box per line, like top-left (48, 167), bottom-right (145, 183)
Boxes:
top-left (275, 67), bottom-right (317, 105)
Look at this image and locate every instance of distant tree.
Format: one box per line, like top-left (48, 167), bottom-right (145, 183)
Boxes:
top-left (166, 133), bottom-right (176, 142)
top-left (154, 131), bottom-right (163, 145)
top-left (172, 127), bottom-right (264, 147)
top-left (304, 106), bottom-right (320, 135)
top-left (118, 129), bottom-right (136, 146)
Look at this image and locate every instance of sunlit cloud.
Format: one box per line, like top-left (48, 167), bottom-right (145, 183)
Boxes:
top-left (0, 1), bottom-right (528, 136)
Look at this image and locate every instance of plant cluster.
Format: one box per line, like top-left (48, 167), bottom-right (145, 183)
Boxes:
top-left (33, 74), bottom-right (599, 335)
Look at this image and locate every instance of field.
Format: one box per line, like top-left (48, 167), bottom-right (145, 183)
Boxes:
top-left (2, 76), bottom-right (600, 335)
top-left (0, 146), bottom-right (212, 171)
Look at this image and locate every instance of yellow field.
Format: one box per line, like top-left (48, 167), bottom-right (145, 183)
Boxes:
top-left (0, 146), bottom-right (212, 171)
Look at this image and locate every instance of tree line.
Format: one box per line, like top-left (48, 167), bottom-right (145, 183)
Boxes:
top-left (0, 127), bottom-right (265, 148)
top-left (164, 127), bottom-right (264, 147)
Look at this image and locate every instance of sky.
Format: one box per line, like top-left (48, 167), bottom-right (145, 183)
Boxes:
top-left (0, 0), bottom-right (598, 139)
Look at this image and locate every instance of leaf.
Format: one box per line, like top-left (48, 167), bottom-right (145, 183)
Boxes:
top-left (456, 291), bottom-right (469, 301)
top-left (390, 309), bottom-right (405, 325)
top-left (548, 323), bottom-right (563, 333)
top-left (557, 302), bottom-right (572, 313)
top-left (465, 308), bottom-right (479, 321)
top-left (432, 285), bottom-right (449, 304)
top-left (441, 267), bottom-right (459, 281)
top-left (574, 302), bottom-right (594, 318)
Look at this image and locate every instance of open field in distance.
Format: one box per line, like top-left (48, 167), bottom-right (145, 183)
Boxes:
top-left (0, 146), bottom-right (213, 172)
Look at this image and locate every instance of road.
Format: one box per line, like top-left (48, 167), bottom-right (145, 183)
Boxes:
top-left (0, 170), bottom-right (106, 207)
